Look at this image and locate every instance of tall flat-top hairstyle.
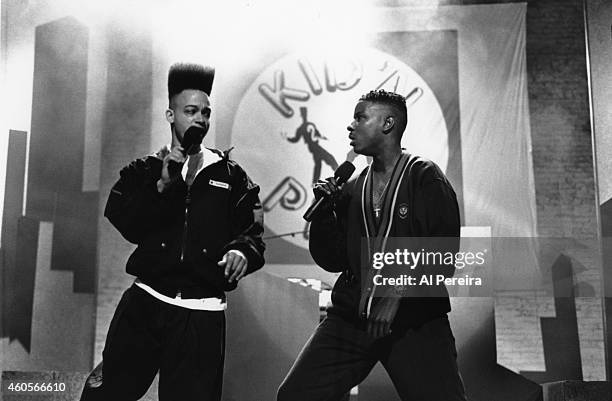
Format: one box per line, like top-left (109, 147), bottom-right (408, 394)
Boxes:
top-left (167, 62), bottom-right (215, 101)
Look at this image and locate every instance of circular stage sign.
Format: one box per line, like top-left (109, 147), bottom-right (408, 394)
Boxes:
top-left (232, 48), bottom-right (448, 250)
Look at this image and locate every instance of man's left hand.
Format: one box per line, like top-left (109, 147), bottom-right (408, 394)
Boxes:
top-left (218, 250), bottom-right (248, 283)
top-left (367, 297), bottom-right (401, 339)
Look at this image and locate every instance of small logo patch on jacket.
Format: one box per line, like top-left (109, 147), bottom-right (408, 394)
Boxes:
top-left (398, 203), bottom-right (409, 219)
top-left (209, 179), bottom-right (231, 190)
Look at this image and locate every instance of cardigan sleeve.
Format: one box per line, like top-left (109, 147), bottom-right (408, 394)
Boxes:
top-left (413, 177), bottom-right (461, 278)
top-left (308, 186), bottom-right (351, 273)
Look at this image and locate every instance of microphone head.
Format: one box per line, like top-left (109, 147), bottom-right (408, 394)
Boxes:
top-left (182, 126), bottom-right (207, 153)
top-left (334, 161), bottom-right (356, 185)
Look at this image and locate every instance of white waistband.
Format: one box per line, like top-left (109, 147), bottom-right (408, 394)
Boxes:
top-left (134, 279), bottom-right (227, 311)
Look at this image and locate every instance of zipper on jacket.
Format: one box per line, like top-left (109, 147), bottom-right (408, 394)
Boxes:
top-left (180, 187), bottom-right (191, 263)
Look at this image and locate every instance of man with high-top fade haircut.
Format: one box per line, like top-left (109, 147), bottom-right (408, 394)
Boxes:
top-left (81, 63), bottom-right (265, 401)
top-left (278, 90), bottom-right (467, 401)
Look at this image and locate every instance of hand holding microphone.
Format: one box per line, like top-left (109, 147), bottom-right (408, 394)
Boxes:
top-left (303, 161), bottom-right (355, 221)
top-left (158, 126), bottom-right (207, 192)
top-left (158, 146), bottom-right (186, 192)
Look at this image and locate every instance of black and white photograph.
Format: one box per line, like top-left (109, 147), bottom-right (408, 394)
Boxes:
top-left (1, 0), bottom-right (612, 400)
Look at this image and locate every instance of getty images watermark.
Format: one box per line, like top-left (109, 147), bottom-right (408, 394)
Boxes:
top-left (359, 237), bottom-right (492, 297)
top-left (370, 246), bottom-right (487, 287)
top-left (358, 236), bottom-right (579, 297)
top-left (361, 237), bottom-right (606, 298)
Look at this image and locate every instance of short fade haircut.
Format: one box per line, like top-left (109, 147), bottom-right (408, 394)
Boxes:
top-left (167, 62), bottom-right (215, 103)
top-left (359, 89), bottom-right (407, 117)
top-left (359, 89), bottom-right (408, 133)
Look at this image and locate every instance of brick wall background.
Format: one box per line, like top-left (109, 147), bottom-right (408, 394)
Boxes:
top-left (434, 0), bottom-right (598, 243)
top-left (447, 0), bottom-right (604, 381)
top-left (525, 0), bottom-right (597, 240)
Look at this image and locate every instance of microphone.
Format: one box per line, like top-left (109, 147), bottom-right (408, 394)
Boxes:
top-left (180, 125), bottom-right (207, 155)
top-left (303, 161), bottom-right (356, 222)
top-left (168, 126), bottom-right (207, 174)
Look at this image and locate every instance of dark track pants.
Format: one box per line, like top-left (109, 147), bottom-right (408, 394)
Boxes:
top-left (80, 285), bottom-right (225, 401)
top-left (277, 313), bottom-right (467, 401)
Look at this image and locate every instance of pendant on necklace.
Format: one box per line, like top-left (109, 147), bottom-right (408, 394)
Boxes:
top-left (374, 208), bottom-right (381, 218)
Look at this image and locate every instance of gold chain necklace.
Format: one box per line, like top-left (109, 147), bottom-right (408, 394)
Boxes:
top-left (373, 176), bottom-right (392, 218)
top-left (372, 154), bottom-right (401, 218)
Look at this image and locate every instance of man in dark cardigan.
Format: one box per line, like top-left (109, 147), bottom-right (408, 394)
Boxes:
top-left (277, 89), bottom-right (467, 401)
